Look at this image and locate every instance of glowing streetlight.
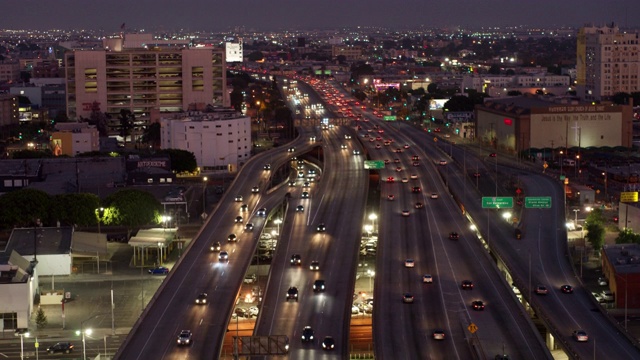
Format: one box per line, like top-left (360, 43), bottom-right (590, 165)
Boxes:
top-left (274, 218), bottom-right (282, 238)
top-left (202, 176), bottom-right (208, 217)
top-left (502, 212), bottom-right (512, 222)
top-left (368, 213), bottom-right (378, 232)
top-left (19, 331), bottom-right (30, 360)
top-left (364, 224), bottom-right (373, 236)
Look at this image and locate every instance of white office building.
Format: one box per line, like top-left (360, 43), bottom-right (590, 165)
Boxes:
top-left (160, 110), bottom-right (251, 173)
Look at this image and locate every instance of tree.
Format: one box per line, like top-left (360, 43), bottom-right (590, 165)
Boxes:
top-left (230, 88), bottom-right (244, 112)
top-left (585, 208), bottom-right (606, 253)
top-left (427, 83), bottom-right (439, 94)
top-left (611, 92), bottom-right (631, 105)
top-left (118, 109), bottom-right (135, 144)
top-left (615, 228), bottom-right (640, 244)
top-left (156, 149), bottom-right (198, 173)
top-left (141, 122), bottom-right (161, 149)
top-left (50, 193), bottom-right (101, 227)
top-left (247, 51), bottom-right (264, 62)
top-left (103, 189), bottom-right (161, 236)
top-left (0, 189), bottom-right (51, 228)
top-left (443, 95), bottom-right (475, 112)
top-left (35, 307), bottom-right (47, 329)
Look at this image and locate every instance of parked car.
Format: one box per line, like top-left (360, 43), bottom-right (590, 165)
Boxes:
top-left (47, 342), bottom-right (74, 354)
top-left (148, 266), bottom-right (169, 275)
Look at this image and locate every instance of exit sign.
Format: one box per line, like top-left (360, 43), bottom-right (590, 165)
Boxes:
top-left (482, 197), bottom-right (514, 209)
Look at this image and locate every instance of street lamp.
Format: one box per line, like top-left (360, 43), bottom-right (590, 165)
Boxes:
top-left (502, 212), bottom-right (512, 222)
top-left (76, 326), bottom-right (92, 360)
top-left (19, 331), bottom-right (30, 360)
top-left (368, 213), bottom-right (377, 232)
top-left (202, 176), bottom-right (208, 218)
top-left (602, 172), bottom-right (608, 203)
top-left (274, 219), bottom-right (282, 238)
top-left (364, 224), bottom-right (373, 237)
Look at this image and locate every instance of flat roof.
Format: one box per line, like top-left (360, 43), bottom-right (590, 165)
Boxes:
top-left (3, 227), bottom-right (73, 256)
top-left (603, 243), bottom-right (640, 274)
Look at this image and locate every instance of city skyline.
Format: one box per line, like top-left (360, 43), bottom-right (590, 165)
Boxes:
top-left (2, 0), bottom-right (640, 32)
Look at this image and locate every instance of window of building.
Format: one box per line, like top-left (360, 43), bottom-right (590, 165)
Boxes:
top-left (147, 178), bottom-right (154, 184)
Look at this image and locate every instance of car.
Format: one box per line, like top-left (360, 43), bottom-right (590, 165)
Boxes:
top-left (296, 205), bottom-right (304, 212)
top-left (535, 285), bottom-right (549, 295)
top-left (461, 280), bottom-right (474, 289)
top-left (597, 277), bottom-right (608, 286)
top-left (234, 195), bottom-right (243, 202)
top-left (489, 153), bottom-right (497, 157)
top-left (404, 144), bottom-right (410, 149)
top-left (313, 279), bottom-right (326, 292)
top-left (415, 202), bottom-right (424, 209)
top-left (387, 194), bottom-right (395, 201)
top-left (290, 254), bottom-right (302, 265)
top-left (340, 144), bottom-right (347, 149)
top-left (403, 293), bottom-right (415, 303)
top-left (309, 136), bottom-right (316, 141)
top-left (411, 186), bottom-right (421, 193)
top-left (301, 326), bottom-right (315, 342)
top-left (405, 259), bottom-right (415, 268)
top-left (410, 174), bottom-right (418, 180)
top-left (219, 251), bottom-right (229, 261)
top-left (394, 158), bottom-right (401, 163)
top-left (301, 191), bottom-right (310, 199)
top-left (561, 285), bottom-right (574, 293)
top-left (210, 241), bottom-right (221, 252)
top-left (316, 223), bottom-right (326, 232)
top-left (432, 330), bottom-right (445, 340)
top-left (288, 180), bottom-right (296, 187)
top-left (245, 223), bottom-right (254, 231)
top-left (322, 336), bottom-right (335, 350)
top-left (344, 134), bottom-right (352, 139)
top-left (288, 147), bottom-right (295, 152)
top-left (395, 148), bottom-right (403, 153)
top-left (247, 306), bottom-right (259, 317)
top-left (515, 229), bottom-right (522, 239)
top-left (430, 193), bottom-right (439, 199)
top-left (401, 210), bottom-right (410, 217)
top-left (195, 293), bottom-right (208, 304)
top-left (177, 330), bottom-right (193, 345)
top-left (353, 149), bottom-right (361, 155)
top-left (257, 208), bottom-right (267, 217)
top-left (449, 232), bottom-right (460, 240)
top-left (395, 167), bottom-right (403, 172)
top-left (573, 330), bottom-right (589, 342)
top-left (286, 287), bottom-right (299, 301)
top-left (47, 342), bottom-right (74, 354)
top-left (228, 233), bottom-right (237, 242)
top-left (386, 176), bottom-right (395, 183)
top-left (251, 186), bottom-right (260, 193)
top-left (240, 204), bottom-right (248, 212)
top-left (235, 215), bottom-right (243, 223)
top-left (439, 160), bottom-right (447, 165)
top-left (412, 162), bottom-right (420, 167)
top-left (303, 181), bottom-right (310, 187)
top-left (309, 261), bottom-right (320, 271)
top-left (423, 274), bottom-right (433, 283)
top-left (384, 159), bottom-right (391, 164)
top-left (401, 177), bottom-right (409, 183)
top-left (375, 144), bottom-right (382, 149)
top-left (263, 164), bottom-right (271, 170)
top-left (243, 274), bottom-right (256, 284)
top-left (148, 266), bottom-right (169, 275)
top-left (472, 300), bottom-right (485, 310)
top-left (473, 172), bottom-right (481, 178)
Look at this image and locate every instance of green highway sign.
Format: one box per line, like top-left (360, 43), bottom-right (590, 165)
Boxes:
top-left (364, 160), bottom-right (385, 169)
top-left (525, 196), bottom-right (552, 209)
top-left (383, 115), bottom-right (396, 121)
top-left (482, 197), bottom-right (513, 209)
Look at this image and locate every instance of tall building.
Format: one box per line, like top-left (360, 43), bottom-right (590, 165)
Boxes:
top-left (576, 24), bottom-right (640, 102)
top-left (0, 94), bottom-right (18, 127)
top-left (160, 109), bottom-right (251, 173)
top-left (64, 34), bottom-right (228, 121)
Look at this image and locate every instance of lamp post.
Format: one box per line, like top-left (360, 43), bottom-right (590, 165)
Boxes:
top-left (364, 224), bottom-right (373, 238)
top-left (603, 172), bottom-right (608, 203)
top-left (573, 209), bottom-right (580, 228)
top-left (76, 325), bottom-right (93, 360)
top-left (274, 219), bottom-right (282, 238)
top-left (19, 331), bottom-right (30, 360)
top-left (202, 176), bottom-right (208, 218)
top-left (368, 213), bottom-right (377, 233)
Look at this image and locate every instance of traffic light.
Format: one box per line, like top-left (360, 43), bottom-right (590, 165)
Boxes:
top-left (455, 128), bottom-right (460, 134)
top-left (18, 132), bottom-right (22, 140)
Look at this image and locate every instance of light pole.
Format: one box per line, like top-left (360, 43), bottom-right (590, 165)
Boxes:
top-left (274, 219), bottom-right (282, 238)
top-left (573, 209), bottom-right (580, 228)
top-left (76, 325), bottom-right (92, 360)
top-left (603, 172), bottom-right (608, 203)
top-left (367, 269), bottom-right (375, 292)
top-left (95, 208), bottom-right (104, 274)
top-left (368, 213), bottom-right (377, 233)
top-left (202, 176), bottom-right (208, 218)
top-left (20, 331), bottom-right (30, 360)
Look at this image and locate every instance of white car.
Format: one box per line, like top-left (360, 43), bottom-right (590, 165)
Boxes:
top-left (404, 259), bottom-right (415, 268)
top-left (423, 274), bottom-right (433, 283)
top-left (401, 178), bottom-right (409, 183)
top-left (219, 251), bottom-right (229, 262)
top-left (430, 193), bottom-right (439, 199)
top-left (573, 330), bottom-right (589, 342)
top-left (410, 174), bottom-right (418, 180)
top-left (341, 144), bottom-right (347, 149)
top-left (234, 195), bottom-right (243, 202)
top-left (401, 210), bottom-right (410, 217)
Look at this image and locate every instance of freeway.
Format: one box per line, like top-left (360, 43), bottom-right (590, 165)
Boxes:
top-left (254, 124), bottom-right (368, 358)
top-left (114, 133), bottom-right (313, 359)
top-left (368, 120), bottom-right (551, 360)
top-left (402, 121), bottom-right (640, 359)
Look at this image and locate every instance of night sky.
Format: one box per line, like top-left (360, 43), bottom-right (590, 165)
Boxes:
top-left (2, 0), bottom-right (640, 31)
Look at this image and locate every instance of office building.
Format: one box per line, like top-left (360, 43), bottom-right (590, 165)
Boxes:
top-left (576, 24), bottom-right (640, 102)
top-left (64, 34), bottom-right (228, 121)
top-left (160, 109), bottom-right (251, 173)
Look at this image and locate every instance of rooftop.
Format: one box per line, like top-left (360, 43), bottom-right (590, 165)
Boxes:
top-left (603, 243), bottom-right (640, 274)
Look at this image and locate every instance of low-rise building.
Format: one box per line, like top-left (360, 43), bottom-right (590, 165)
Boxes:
top-left (601, 243), bottom-right (640, 310)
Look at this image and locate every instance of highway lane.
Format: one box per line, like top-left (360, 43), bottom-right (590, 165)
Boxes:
top-left (115, 133), bottom-right (313, 359)
top-left (254, 124), bottom-right (368, 359)
top-left (407, 124), bottom-right (640, 358)
top-left (370, 120), bottom-right (551, 360)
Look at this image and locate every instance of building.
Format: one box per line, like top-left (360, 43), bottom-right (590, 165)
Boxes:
top-left (50, 122), bottom-right (100, 156)
top-left (331, 45), bottom-right (363, 61)
top-left (475, 94), bottom-right (633, 154)
top-left (160, 109), bottom-right (251, 173)
top-left (601, 243), bottom-right (640, 310)
top-left (125, 155), bottom-right (176, 185)
top-left (461, 74), bottom-right (571, 97)
top-left (0, 93), bottom-right (18, 127)
top-left (0, 62), bottom-right (20, 83)
top-left (576, 24), bottom-right (640, 102)
top-left (64, 33), bottom-right (228, 121)
top-left (10, 81), bottom-right (66, 119)
top-left (0, 159), bottom-right (42, 194)
top-left (0, 251), bottom-right (35, 331)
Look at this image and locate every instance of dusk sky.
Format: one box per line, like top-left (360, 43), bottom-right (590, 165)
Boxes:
top-left (3, 0), bottom-right (640, 32)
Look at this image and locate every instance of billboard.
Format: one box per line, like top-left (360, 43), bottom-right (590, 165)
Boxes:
top-left (226, 42), bottom-right (243, 63)
top-left (429, 99), bottom-right (448, 110)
